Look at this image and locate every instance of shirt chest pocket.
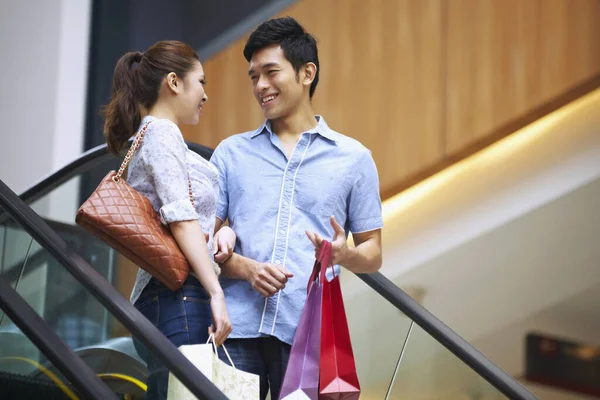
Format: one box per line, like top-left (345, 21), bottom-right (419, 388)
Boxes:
top-left (294, 173), bottom-right (349, 217)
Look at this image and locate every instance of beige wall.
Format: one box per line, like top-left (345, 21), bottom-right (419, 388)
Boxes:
top-left (181, 0), bottom-right (600, 198)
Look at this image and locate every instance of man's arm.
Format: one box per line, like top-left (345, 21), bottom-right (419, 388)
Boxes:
top-left (215, 218), bottom-right (294, 296)
top-left (341, 228), bottom-right (382, 273)
top-left (218, 251), bottom-right (252, 280)
top-left (307, 216), bottom-right (382, 273)
top-left (213, 217), bottom-right (256, 281)
top-left (219, 252), bottom-right (294, 297)
top-left (333, 149), bottom-right (383, 273)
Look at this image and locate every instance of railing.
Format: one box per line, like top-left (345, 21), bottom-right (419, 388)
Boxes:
top-left (0, 277), bottom-right (118, 399)
top-left (14, 141), bottom-right (213, 211)
top-left (0, 178), bottom-right (228, 400)
top-left (357, 273), bottom-right (537, 399)
top-left (1, 140), bottom-right (538, 399)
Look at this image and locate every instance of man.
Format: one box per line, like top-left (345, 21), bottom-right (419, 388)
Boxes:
top-left (210, 16), bottom-right (383, 400)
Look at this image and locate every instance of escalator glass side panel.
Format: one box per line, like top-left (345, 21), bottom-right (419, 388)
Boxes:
top-left (0, 313), bottom-right (82, 400)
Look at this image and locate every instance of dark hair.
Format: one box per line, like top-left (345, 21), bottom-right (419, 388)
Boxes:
top-left (243, 16), bottom-right (319, 99)
top-left (103, 40), bottom-right (200, 154)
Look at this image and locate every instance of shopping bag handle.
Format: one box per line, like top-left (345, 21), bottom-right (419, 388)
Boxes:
top-left (207, 334), bottom-right (236, 370)
top-left (307, 240), bottom-right (333, 292)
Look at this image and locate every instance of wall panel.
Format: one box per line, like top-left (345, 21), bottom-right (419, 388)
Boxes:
top-left (181, 0), bottom-right (600, 198)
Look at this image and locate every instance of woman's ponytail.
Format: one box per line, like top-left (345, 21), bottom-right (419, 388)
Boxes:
top-left (102, 51), bottom-right (143, 155)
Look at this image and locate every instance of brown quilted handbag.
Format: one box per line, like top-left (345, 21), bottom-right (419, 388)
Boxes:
top-left (75, 121), bottom-right (192, 291)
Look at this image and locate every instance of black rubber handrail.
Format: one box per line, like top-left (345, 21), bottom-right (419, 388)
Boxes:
top-left (357, 273), bottom-right (538, 399)
top-left (0, 276), bottom-right (118, 400)
top-left (0, 217), bottom-right (114, 286)
top-left (0, 141), bottom-right (212, 226)
top-left (0, 179), bottom-right (228, 400)
top-left (196, 0), bottom-right (298, 60)
top-left (16, 141), bottom-right (213, 208)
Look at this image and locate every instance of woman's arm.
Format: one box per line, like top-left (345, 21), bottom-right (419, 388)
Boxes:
top-left (171, 220), bottom-right (221, 295)
top-left (170, 220), bottom-right (231, 345)
top-left (138, 120), bottom-right (231, 344)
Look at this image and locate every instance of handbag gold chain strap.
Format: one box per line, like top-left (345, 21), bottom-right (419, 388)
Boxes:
top-left (112, 120), bottom-right (194, 205)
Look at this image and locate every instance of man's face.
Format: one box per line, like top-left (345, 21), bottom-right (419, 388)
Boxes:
top-left (248, 44), bottom-right (305, 120)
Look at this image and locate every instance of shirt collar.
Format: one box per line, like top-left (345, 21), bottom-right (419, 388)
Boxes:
top-left (250, 115), bottom-right (338, 143)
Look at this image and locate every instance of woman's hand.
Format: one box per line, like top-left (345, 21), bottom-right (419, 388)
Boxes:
top-left (213, 226), bottom-right (236, 264)
top-left (208, 293), bottom-right (232, 346)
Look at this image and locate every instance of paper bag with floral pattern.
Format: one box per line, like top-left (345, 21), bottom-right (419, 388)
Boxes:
top-left (167, 336), bottom-right (260, 400)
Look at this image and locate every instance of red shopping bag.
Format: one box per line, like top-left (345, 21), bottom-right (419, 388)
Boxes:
top-left (319, 248), bottom-right (360, 400)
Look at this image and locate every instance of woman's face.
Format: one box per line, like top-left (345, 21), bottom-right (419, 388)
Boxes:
top-left (176, 60), bottom-right (208, 125)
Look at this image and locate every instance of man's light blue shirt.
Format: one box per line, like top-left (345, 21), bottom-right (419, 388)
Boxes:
top-left (210, 116), bottom-right (383, 345)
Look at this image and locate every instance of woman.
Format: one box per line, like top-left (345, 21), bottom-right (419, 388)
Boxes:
top-left (103, 40), bottom-right (234, 399)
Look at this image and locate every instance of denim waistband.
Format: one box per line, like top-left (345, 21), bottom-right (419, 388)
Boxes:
top-left (141, 275), bottom-right (204, 297)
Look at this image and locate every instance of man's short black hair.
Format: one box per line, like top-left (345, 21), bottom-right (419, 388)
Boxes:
top-left (244, 16), bottom-right (320, 99)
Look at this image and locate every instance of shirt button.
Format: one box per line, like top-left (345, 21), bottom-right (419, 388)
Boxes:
top-left (280, 230), bottom-right (285, 236)
top-left (275, 260), bottom-right (281, 264)
top-left (283, 201), bottom-right (289, 206)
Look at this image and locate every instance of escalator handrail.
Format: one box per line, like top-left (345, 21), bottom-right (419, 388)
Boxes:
top-left (356, 273), bottom-right (538, 399)
top-left (0, 140), bottom-right (212, 226)
top-left (19, 140), bottom-right (213, 205)
top-left (196, 0), bottom-right (299, 60)
top-left (0, 179), bottom-right (228, 400)
top-left (0, 277), bottom-right (118, 400)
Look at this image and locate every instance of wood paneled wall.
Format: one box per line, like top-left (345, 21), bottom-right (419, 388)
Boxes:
top-left (181, 0), bottom-right (600, 198)
top-left (445, 0), bottom-right (600, 153)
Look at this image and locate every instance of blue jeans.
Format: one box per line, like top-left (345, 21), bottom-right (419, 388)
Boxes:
top-left (133, 276), bottom-right (212, 400)
top-left (217, 337), bottom-right (291, 400)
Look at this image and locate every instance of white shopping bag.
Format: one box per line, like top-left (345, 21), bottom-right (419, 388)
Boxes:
top-left (167, 335), bottom-right (260, 400)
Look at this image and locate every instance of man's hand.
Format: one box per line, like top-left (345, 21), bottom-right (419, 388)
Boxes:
top-left (213, 226), bottom-right (236, 264)
top-left (248, 261), bottom-right (294, 297)
top-left (306, 216), bottom-right (349, 266)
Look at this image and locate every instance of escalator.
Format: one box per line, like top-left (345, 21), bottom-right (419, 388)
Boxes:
top-left (0, 142), bottom-right (226, 399)
top-left (0, 141), bottom-right (538, 399)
